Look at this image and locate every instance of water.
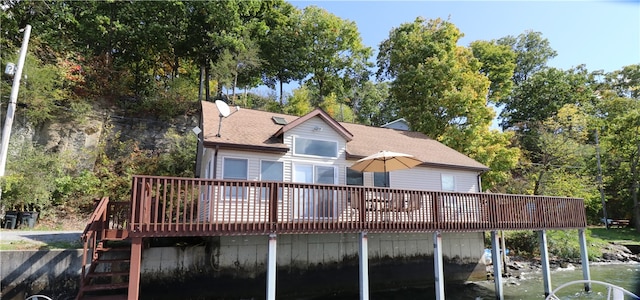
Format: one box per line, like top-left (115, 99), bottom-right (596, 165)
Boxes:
top-left (317, 263), bottom-right (640, 300)
top-left (471, 263), bottom-right (640, 300)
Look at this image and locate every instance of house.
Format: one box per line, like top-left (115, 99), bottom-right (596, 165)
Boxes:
top-left (381, 117), bottom-right (411, 131)
top-left (196, 101), bottom-right (488, 193)
top-left (74, 100), bottom-right (588, 300)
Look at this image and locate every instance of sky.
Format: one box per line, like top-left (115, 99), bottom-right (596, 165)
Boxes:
top-left (290, 0), bottom-right (640, 73)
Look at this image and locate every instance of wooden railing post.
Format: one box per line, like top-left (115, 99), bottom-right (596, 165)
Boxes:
top-left (269, 182), bottom-right (278, 229)
top-left (359, 188), bottom-right (366, 225)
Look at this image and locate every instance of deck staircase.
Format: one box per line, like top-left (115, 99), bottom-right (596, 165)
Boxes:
top-left (77, 198), bottom-right (133, 300)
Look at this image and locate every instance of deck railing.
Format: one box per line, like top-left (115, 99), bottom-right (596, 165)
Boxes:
top-left (127, 175), bottom-right (587, 237)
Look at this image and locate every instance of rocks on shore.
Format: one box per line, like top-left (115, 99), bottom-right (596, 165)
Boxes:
top-left (485, 242), bottom-right (639, 280)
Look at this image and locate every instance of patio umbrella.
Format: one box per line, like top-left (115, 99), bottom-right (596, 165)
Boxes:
top-left (349, 150), bottom-right (422, 174)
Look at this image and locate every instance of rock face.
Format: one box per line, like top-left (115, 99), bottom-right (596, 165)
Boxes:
top-left (7, 106), bottom-right (199, 169)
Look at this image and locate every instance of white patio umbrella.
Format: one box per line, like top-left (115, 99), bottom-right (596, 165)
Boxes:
top-left (349, 150), bottom-right (423, 174)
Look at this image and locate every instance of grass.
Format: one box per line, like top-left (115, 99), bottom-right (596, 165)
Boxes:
top-left (0, 236), bottom-right (82, 250)
top-left (589, 226), bottom-right (640, 245)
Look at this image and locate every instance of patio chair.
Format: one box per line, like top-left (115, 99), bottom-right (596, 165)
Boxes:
top-left (403, 193), bottom-right (422, 221)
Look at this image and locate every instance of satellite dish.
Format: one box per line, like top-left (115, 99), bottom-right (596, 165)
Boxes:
top-left (215, 100), bottom-right (231, 117)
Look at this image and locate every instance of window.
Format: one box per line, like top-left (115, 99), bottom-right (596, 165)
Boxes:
top-left (346, 168), bottom-right (363, 186)
top-left (374, 172), bottom-right (389, 187)
top-left (441, 174), bottom-right (455, 192)
top-left (293, 137), bottom-right (338, 158)
top-left (315, 166), bottom-right (335, 184)
top-left (260, 160), bottom-right (283, 200)
top-left (223, 158), bottom-right (248, 199)
top-left (293, 164), bottom-right (336, 219)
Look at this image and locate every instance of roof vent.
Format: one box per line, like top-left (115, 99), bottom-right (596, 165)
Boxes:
top-left (272, 116), bottom-right (288, 125)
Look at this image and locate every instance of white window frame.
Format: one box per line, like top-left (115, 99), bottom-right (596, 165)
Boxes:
top-left (292, 136), bottom-right (339, 159)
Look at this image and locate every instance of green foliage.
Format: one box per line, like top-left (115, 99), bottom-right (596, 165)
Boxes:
top-left (1, 143), bottom-right (67, 211)
top-left (92, 127), bottom-right (197, 203)
top-left (319, 93), bottom-right (355, 122)
top-left (298, 6), bottom-right (372, 105)
top-left (141, 77), bottom-right (200, 119)
top-left (284, 86), bottom-right (313, 116)
top-left (470, 40), bottom-right (516, 103)
top-left (547, 230), bottom-right (603, 261)
top-left (351, 81), bottom-right (393, 126)
top-left (467, 128), bottom-right (521, 191)
top-left (496, 30), bottom-right (557, 86)
top-left (505, 230), bottom-right (604, 261)
top-left (504, 231), bottom-right (539, 256)
top-left (377, 17), bottom-right (493, 141)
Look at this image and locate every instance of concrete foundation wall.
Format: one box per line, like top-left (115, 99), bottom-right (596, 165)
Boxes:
top-left (0, 250), bottom-right (83, 300)
top-left (1, 232), bottom-right (486, 299)
top-left (215, 232), bottom-right (484, 270)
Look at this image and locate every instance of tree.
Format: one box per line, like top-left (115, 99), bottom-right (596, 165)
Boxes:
top-left (497, 30), bottom-right (557, 87)
top-left (376, 17), bottom-right (493, 141)
top-left (530, 104), bottom-right (592, 196)
top-left (598, 65), bottom-right (640, 231)
top-left (470, 40), bottom-right (516, 103)
top-left (258, 2), bottom-right (308, 104)
top-left (298, 6), bottom-right (372, 106)
top-left (284, 86), bottom-right (313, 116)
top-left (500, 66), bottom-right (597, 155)
top-left (350, 81), bottom-right (393, 126)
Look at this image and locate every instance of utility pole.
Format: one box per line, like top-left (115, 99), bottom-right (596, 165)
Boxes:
top-left (0, 25), bottom-right (31, 177)
top-left (595, 128), bottom-right (609, 229)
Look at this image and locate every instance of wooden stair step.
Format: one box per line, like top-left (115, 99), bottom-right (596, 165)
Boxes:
top-left (87, 271), bottom-right (130, 278)
top-left (81, 282), bottom-right (129, 292)
top-left (95, 258), bottom-right (131, 264)
top-left (97, 247), bottom-right (131, 253)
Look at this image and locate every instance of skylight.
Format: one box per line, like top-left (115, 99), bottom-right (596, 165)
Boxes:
top-left (272, 116), bottom-right (288, 125)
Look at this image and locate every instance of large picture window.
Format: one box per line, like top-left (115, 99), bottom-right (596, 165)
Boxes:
top-left (223, 158), bottom-right (248, 199)
top-left (293, 137), bottom-right (338, 158)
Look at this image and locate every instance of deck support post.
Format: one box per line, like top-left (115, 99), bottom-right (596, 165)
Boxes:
top-left (578, 228), bottom-right (591, 292)
top-left (538, 230), bottom-right (552, 297)
top-left (267, 233), bottom-right (277, 300)
top-left (433, 231), bottom-right (445, 300)
top-left (128, 237), bottom-right (143, 300)
top-left (490, 231), bottom-right (504, 300)
top-left (358, 231), bottom-right (369, 300)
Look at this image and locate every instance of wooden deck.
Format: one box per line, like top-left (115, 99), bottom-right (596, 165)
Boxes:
top-left (126, 175), bottom-right (586, 236)
top-left (77, 175), bottom-right (588, 299)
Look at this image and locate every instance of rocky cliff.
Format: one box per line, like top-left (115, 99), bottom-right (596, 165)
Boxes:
top-left (6, 106), bottom-right (199, 170)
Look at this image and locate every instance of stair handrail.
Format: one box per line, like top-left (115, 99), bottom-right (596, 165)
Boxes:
top-left (77, 196), bottom-right (111, 300)
top-left (545, 279), bottom-right (639, 300)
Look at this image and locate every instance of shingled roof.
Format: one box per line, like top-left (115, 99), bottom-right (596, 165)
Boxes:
top-left (201, 101), bottom-right (488, 171)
